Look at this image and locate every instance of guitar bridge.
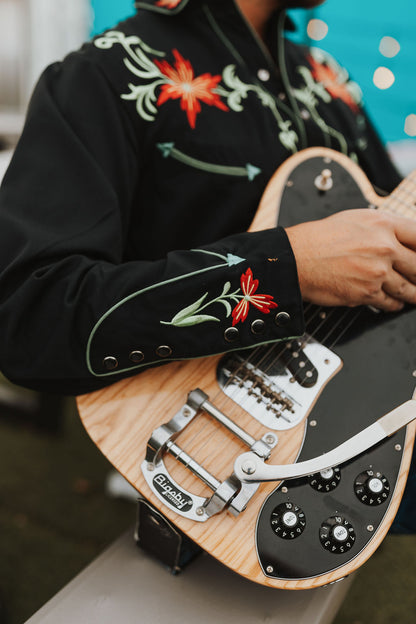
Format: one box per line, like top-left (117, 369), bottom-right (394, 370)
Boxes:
top-left (217, 335), bottom-right (342, 430)
top-left (141, 389), bottom-right (278, 522)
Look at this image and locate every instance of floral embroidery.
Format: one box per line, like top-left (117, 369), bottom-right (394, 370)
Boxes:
top-left (154, 49), bottom-right (229, 129)
top-left (217, 66), bottom-right (299, 153)
top-left (293, 48), bottom-right (363, 154)
top-left (161, 267), bottom-right (277, 327)
top-left (231, 268), bottom-right (278, 326)
top-left (307, 54), bottom-right (360, 113)
top-left (94, 32), bottom-right (299, 150)
top-left (155, 0), bottom-right (182, 7)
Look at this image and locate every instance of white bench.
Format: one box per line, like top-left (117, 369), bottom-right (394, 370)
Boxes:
top-left (25, 528), bottom-right (352, 624)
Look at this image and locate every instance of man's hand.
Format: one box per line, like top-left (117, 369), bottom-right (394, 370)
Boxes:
top-left (285, 209), bottom-right (416, 311)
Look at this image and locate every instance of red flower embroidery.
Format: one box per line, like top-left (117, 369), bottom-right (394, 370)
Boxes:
top-left (155, 0), bottom-right (182, 7)
top-left (154, 49), bottom-right (229, 128)
top-left (308, 55), bottom-right (359, 113)
top-left (231, 268), bottom-right (278, 326)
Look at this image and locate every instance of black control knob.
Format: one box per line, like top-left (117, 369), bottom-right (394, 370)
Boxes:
top-left (319, 516), bottom-right (356, 554)
top-left (309, 467), bottom-right (341, 492)
top-left (270, 502), bottom-right (306, 540)
top-left (354, 470), bottom-right (390, 506)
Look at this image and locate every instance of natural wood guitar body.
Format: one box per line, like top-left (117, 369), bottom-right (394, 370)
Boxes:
top-left (78, 147), bottom-right (416, 589)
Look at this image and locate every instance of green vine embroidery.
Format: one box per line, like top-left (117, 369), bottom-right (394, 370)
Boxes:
top-left (95, 31), bottom-right (166, 122)
top-left (292, 48), bottom-right (363, 155)
top-left (216, 65), bottom-right (299, 153)
top-left (161, 281), bottom-right (241, 327)
top-left (94, 32), bottom-right (299, 151)
top-left (161, 267), bottom-right (278, 327)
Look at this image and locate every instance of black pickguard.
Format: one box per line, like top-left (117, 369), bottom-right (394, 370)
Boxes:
top-left (256, 156), bottom-right (416, 581)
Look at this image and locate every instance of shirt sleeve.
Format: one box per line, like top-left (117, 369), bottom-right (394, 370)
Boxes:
top-left (0, 53), bottom-right (304, 395)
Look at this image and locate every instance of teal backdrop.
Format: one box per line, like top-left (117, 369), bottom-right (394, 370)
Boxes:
top-left (89, 0), bottom-right (415, 144)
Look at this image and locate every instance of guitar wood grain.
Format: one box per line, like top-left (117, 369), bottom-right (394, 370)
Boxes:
top-left (77, 147), bottom-right (416, 589)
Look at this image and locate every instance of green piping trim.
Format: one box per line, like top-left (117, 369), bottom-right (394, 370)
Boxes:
top-left (203, 5), bottom-right (300, 147)
top-left (230, 0), bottom-right (279, 74)
top-left (190, 249), bottom-right (245, 265)
top-left (157, 143), bottom-right (262, 181)
top-left (277, 12), bottom-right (307, 151)
top-left (86, 251), bottom-right (246, 375)
top-left (309, 105), bottom-right (348, 154)
top-left (203, 4), bottom-right (247, 68)
top-left (88, 334), bottom-right (303, 378)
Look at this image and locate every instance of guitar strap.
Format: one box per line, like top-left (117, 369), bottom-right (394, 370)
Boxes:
top-left (135, 498), bottom-right (202, 573)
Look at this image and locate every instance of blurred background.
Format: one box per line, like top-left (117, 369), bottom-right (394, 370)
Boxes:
top-left (0, 0), bottom-right (415, 623)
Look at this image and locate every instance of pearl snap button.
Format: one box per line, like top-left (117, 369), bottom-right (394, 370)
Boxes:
top-left (257, 68), bottom-right (270, 82)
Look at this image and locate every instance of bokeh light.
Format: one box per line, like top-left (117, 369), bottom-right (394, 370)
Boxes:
top-left (373, 66), bottom-right (395, 89)
top-left (379, 36), bottom-right (401, 58)
top-left (307, 19), bottom-right (329, 41)
top-left (404, 114), bottom-right (416, 136)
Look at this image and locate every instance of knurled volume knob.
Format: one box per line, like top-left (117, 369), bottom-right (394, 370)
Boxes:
top-left (354, 470), bottom-right (390, 506)
top-left (270, 502), bottom-right (306, 540)
top-left (309, 467), bottom-right (341, 492)
top-left (319, 516), bottom-right (356, 554)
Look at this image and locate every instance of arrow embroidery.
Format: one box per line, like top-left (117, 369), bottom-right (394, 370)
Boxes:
top-left (157, 142), bottom-right (262, 181)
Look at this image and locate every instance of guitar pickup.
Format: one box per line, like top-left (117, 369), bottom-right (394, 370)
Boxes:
top-left (279, 340), bottom-right (318, 387)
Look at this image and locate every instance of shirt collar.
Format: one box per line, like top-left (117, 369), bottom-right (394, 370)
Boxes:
top-left (134, 0), bottom-right (296, 31)
top-left (134, 0), bottom-right (190, 15)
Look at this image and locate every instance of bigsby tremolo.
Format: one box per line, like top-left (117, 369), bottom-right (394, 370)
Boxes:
top-left (141, 388), bottom-right (278, 522)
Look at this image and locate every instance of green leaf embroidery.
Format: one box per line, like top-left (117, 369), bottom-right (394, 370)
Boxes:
top-left (172, 314), bottom-right (220, 327)
top-left (221, 281), bottom-right (231, 296)
top-left (170, 292), bottom-right (208, 324)
top-left (218, 299), bottom-right (232, 317)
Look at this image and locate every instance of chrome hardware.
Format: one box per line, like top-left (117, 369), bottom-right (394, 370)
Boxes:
top-left (314, 168), bottom-right (333, 191)
top-left (224, 327), bottom-right (239, 342)
top-left (234, 394), bottom-right (416, 483)
top-left (129, 350), bottom-right (144, 363)
top-left (251, 319), bottom-right (265, 335)
top-left (156, 345), bottom-right (172, 358)
top-left (103, 356), bottom-right (118, 370)
top-left (274, 311), bottom-right (291, 326)
top-left (217, 335), bottom-right (342, 431)
top-left (142, 389), bottom-right (278, 522)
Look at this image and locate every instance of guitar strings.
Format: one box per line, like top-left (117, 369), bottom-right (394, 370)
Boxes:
top-left (179, 302), bottom-right (357, 472)
top-left (170, 178), bottom-right (416, 487)
top-left (182, 302), bottom-right (363, 477)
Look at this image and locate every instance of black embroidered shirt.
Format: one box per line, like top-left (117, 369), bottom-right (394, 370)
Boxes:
top-left (0, 0), bottom-right (401, 394)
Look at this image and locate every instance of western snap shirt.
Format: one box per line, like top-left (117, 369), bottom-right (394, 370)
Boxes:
top-left (0, 0), bottom-right (401, 394)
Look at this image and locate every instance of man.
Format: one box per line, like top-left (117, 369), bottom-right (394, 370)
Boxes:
top-left (0, 0), bottom-right (414, 525)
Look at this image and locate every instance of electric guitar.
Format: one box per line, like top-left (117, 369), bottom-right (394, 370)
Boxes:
top-left (77, 147), bottom-right (416, 589)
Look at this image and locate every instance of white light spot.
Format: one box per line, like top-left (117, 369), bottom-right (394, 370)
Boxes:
top-left (404, 114), bottom-right (416, 137)
top-left (307, 19), bottom-right (329, 41)
top-left (373, 67), bottom-right (395, 90)
top-left (379, 36), bottom-right (401, 58)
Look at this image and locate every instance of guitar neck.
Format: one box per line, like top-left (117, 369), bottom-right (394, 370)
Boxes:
top-left (379, 170), bottom-right (416, 217)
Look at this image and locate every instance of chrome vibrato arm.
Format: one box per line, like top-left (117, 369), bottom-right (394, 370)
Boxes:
top-left (234, 394), bottom-right (416, 484)
top-left (142, 388), bottom-right (279, 522)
